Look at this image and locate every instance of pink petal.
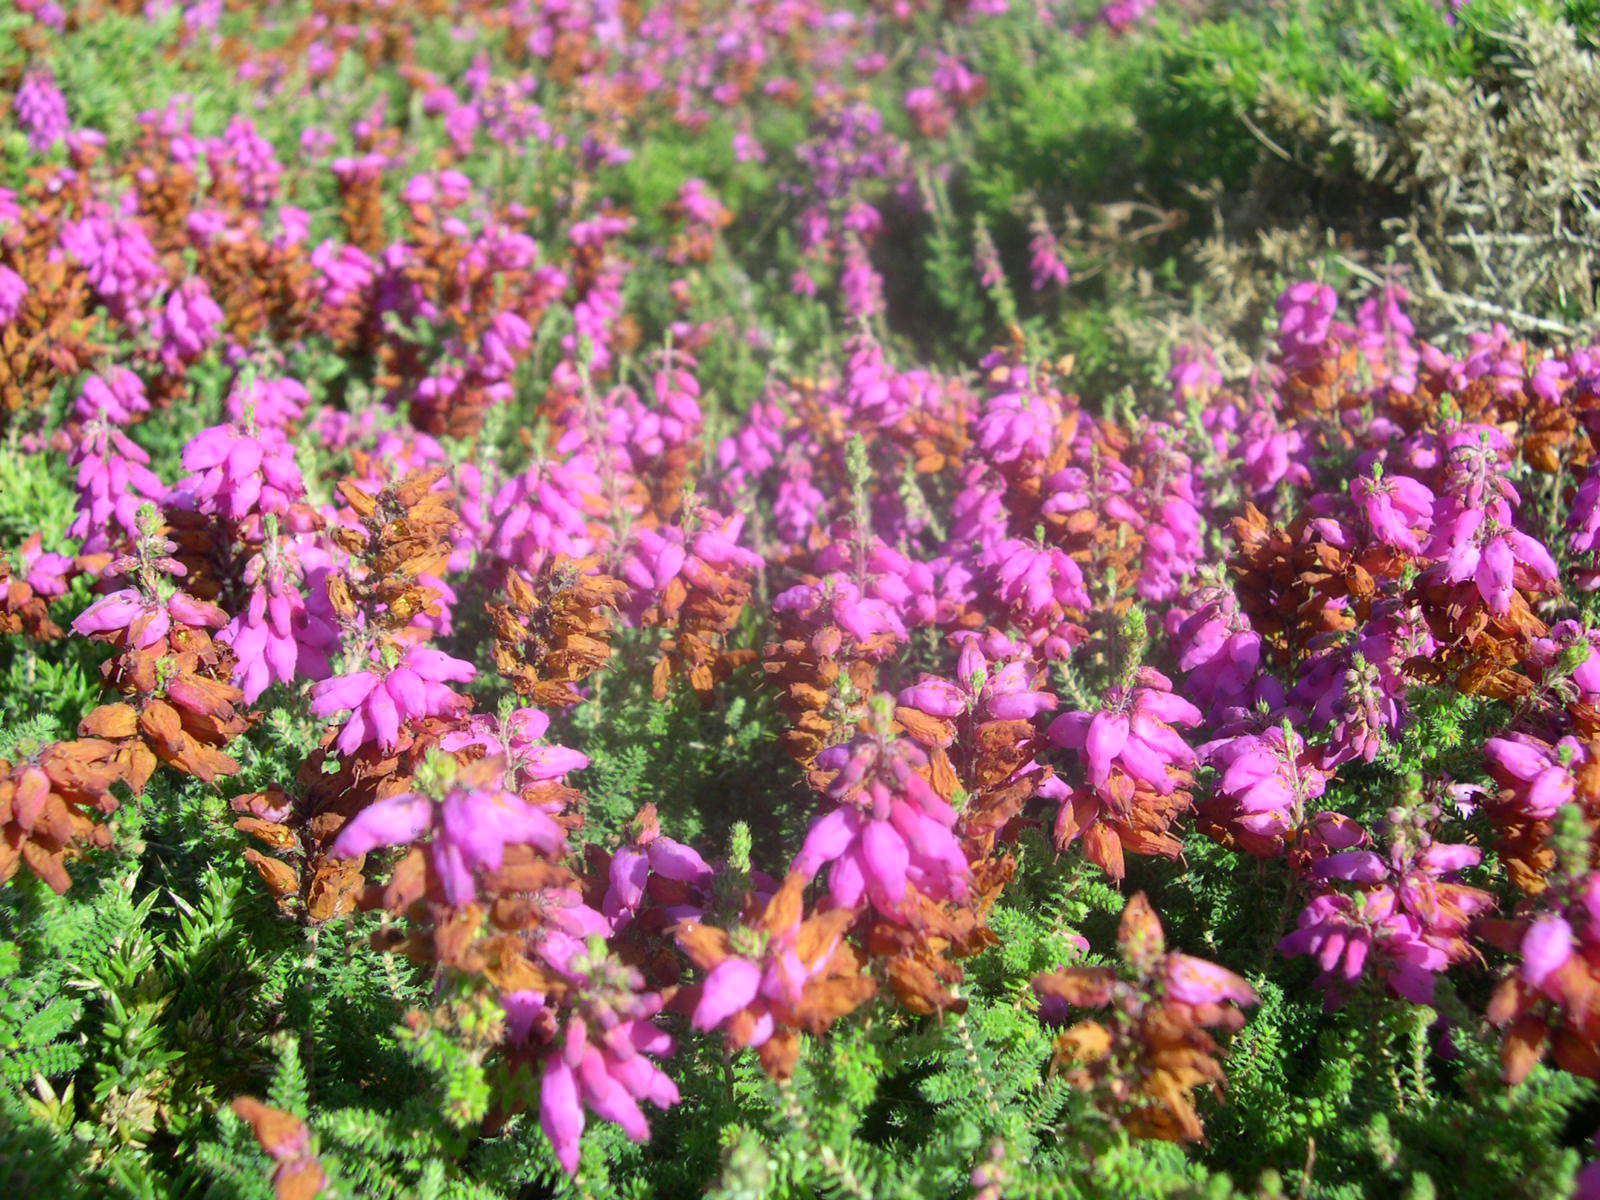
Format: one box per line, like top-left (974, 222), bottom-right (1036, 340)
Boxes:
top-left (540, 1053), bottom-right (585, 1174)
top-left (860, 820), bottom-right (909, 905)
top-left (693, 958), bottom-right (762, 1031)
top-left (329, 793), bottom-right (432, 858)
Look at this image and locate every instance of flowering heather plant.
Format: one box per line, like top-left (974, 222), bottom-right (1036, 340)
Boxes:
top-left (4, 2), bottom-right (1600, 1199)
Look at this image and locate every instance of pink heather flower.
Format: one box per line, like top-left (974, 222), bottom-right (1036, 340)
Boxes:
top-left (683, 883), bottom-right (861, 1057)
top-left (1099, 0), bottom-right (1158, 33)
top-left (620, 511), bottom-right (761, 622)
top-left (1292, 623), bottom-right (1417, 766)
top-left (840, 237), bottom-right (885, 321)
top-left (226, 375), bottom-right (311, 428)
top-left (1168, 343), bottom-right (1223, 400)
top-left (1167, 586), bottom-right (1271, 714)
top-left (330, 754), bottom-right (566, 905)
top-left (506, 942), bottom-right (678, 1175)
top-left (488, 459), bottom-right (604, 574)
top-left (795, 723), bottom-right (970, 915)
top-left (1134, 430), bottom-right (1203, 602)
top-left (1048, 669), bottom-right (1202, 798)
top-left (311, 240), bottom-right (376, 314)
top-left (0, 266), bottom-right (26, 325)
top-left (1424, 506), bottom-right (1558, 615)
top-left (603, 833), bottom-right (714, 928)
top-left (205, 117), bottom-right (283, 209)
top-left (1355, 285), bottom-right (1419, 393)
top-left (675, 178), bottom-right (729, 227)
top-left (932, 53), bottom-right (987, 106)
top-left (68, 423), bottom-right (166, 553)
top-left (1202, 725), bottom-right (1329, 853)
top-left (13, 534), bottom-right (72, 600)
top-left (810, 536), bottom-right (943, 627)
top-left (152, 277), bottom-right (223, 368)
top-left (178, 424), bottom-right (304, 521)
top-left (772, 575), bottom-right (908, 650)
top-left (219, 543), bottom-right (339, 703)
top-left (1529, 620), bottom-right (1600, 705)
top-left (59, 213), bottom-right (167, 325)
top-left (74, 368), bottom-right (150, 425)
top-left (473, 310), bottom-right (533, 383)
top-left (620, 528), bottom-right (689, 597)
top-left (1164, 954), bottom-right (1256, 1007)
top-left (1279, 890), bottom-right (1444, 1004)
top-left (899, 636), bottom-right (1057, 727)
top-left (693, 957), bottom-right (765, 1031)
top-left (1485, 733), bottom-right (1585, 820)
top-left (973, 222), bottom-right (1003, 290)
top-left (1237, 410), bottom-right (1311, 497)
top-left (840, 334), bottom-right (910, 428)
top-left (1282, 824), bottom-right (1489, 1005)
top-left (794, 790), bottom-right (969, 915)
top-left (988, 538), bottom-right (1090, 656)
top-left (309, 645), bottom-right (476, 755)
top-left (1352, 468), bottom-right (1434, 553)
top-left (972, 384), bottom-right (1063, 465)
top-left (1027, 210), bottom-right (1069, 291)
top-left (1570, 463), bottom-right (1600, 588)
top-left (1490, 876), bottom-right (1600, 1040)
top-left (438, 706), bottom-right (590, 788)
top-left (904, 85), bottom-right (952, 137)
top-left (1276, 280), bottom-right (1345, 371)
top-left (274, 205), bottom-right (310, 248)
top-left (73, 585), bottom-right (227, 649)
top-left (1578, 1134), bottom-right (1600, 1200)
top-left (14, 70), bottom-right (69, 154)
top-left (1521, 914), bottom-right (1574, 988)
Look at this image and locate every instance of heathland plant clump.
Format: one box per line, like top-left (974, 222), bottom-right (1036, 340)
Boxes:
top-left (5, 2), bottom-right (1600, 1199)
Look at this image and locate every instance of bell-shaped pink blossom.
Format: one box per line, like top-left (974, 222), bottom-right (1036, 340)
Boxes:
top-left (309, 645), bottom-right (475, 755)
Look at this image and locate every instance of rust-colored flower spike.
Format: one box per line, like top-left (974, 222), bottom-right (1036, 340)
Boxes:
top-left (763, 632), bottom-right (875, 768)
top-left (645, 532), bottom-right (760, 705)
top-left (0, 739), bottom-right (126, 893)
top-left (1389, 363), bottom-right (1589, 478)
top-left (490, 554), bottom-right (625, 706)
top-left (1033, 893), bottom-right (1257, 1145)
top-left (675, 871), bottom-right (876, 1079)
top-left (1277, 340), bottom-right (1363, 425)
top-left (161, 505), bottom-right (242, 605)
top-left (1228, 504), bottom-right (1399, 664)
top-left (82, 625), bottom-right (250, 788)
top-left (0, 542), bottom-right (67, 640)
top-left (1406, 578), bottom-right (1546, 702)
top-left (231, 709), bottom-right (447, 926)
top-left (336, 162), bottom-right (387, 255)
top-left (64, 514), bottom-right (251, 791)
top-left (331, 467), bottom-right (457, 631)
top-left (1483, 740), bottom-right (1600, 896)
top-left (374, 844), bottom-right (582, 996)
top-left (127, 141), bottom-right (197, 259)
top-left (0, 214), bottom-right (102, 428)
top-left (385, 204), bottom-right (551, 439)
top-left (762, 586), bottom-right (898, 768)
top-left (191, 221), bottom-right (314, 347)
top-left (864, 854), bottom-right (1013, 1016)
top-left (1481, 904), bottom-right (1600, 1086)
top-left (231, 1096), bottom-right (328, 1200)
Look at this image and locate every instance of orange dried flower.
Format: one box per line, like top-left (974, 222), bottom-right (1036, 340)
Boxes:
top-left (489, 555), bottom-right (624, 706)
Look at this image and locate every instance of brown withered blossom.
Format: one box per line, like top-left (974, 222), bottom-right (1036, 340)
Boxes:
top-left (231, 1096), bottom-right (328, 1200)
top-left (1033, 894), bottom-right (1257, 1144)
top-left (675, 870), bottom-right (877, 1078)
top-left (490, 554), bottom-right (624, 707)
top-left (0, 739), bottom-right (126, 893)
